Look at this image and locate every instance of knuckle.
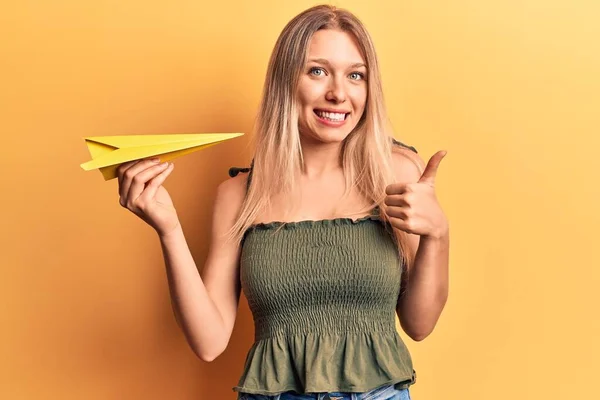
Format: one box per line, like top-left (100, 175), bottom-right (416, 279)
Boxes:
top-left (136, 199), bottom-right (147, 211)
top-left (133, 198), bottom-right (149, 213)
top-left (147, 179), bottom-right (161, 189)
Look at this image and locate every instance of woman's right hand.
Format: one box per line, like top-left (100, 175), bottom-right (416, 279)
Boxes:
top-left (116, 158), bottom-right (179, 237)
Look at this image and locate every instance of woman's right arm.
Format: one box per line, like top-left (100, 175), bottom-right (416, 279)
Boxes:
top-left (116, 158), bottom-right (247, 362)
top-left (159, 175), bottom-right (246, 362)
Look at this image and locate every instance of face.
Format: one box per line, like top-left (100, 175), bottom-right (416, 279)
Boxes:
top-left (296, 29), bottom-right (368, 144)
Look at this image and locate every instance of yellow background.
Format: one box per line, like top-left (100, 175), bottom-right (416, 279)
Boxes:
top-left (2, 1), bottom-right (599, 399)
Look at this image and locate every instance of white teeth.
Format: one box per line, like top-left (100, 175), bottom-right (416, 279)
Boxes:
top-left (316, 110), bottom-right (346, 121)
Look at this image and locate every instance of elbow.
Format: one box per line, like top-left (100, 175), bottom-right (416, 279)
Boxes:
top-left (198, 352), bottom-right (220, 363)
top-left (193, 342), bottom-right (227, 363)
top-left (400, 321), bottom-right (432, 342)
top-left (408, 331), bottom-right (431, 342)
top-left (400, 319), bottom-right (435, 342)
top-left (196, 348), bottom-right (224, 363)
top-left (401, 296), bottom-right (448, 342)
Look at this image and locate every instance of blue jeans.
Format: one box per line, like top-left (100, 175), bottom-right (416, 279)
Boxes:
top-left (238, 384), bottom-right (411, 400)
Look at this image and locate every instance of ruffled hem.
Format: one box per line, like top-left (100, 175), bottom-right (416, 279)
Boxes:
top-left (233, 330), bottom-right (416, 395)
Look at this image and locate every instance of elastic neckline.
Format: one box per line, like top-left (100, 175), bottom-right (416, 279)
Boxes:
top-left (247, 209), bottom-right (381, 231)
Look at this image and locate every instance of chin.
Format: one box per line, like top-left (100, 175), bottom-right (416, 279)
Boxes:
top-left (305, 129), bottom-right (352, 144)
top-left (321, 129), bottom-right (353, 143)
top-left (301, 121), bottom-right (357, 144)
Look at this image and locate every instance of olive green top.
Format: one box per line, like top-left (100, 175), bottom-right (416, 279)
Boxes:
top-left (232, 212), bottom-right (416, 395)
top-left (230, 139), bottom-right (418, 395)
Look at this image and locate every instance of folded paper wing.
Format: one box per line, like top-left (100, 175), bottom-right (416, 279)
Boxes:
top-left (80, 133), bottom-right (244, 180)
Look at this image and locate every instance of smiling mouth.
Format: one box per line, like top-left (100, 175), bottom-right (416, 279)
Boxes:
top-left (314, 109), bottom-right (350, 122)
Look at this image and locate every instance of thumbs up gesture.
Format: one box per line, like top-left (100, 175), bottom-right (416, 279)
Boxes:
top-left (384, 151), bottom-right (449, 239)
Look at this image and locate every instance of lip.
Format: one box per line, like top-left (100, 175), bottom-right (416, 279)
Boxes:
top-left (314, 108), bottom-right (351, 114)
top-left (313, 109), bottom-right (349, 127)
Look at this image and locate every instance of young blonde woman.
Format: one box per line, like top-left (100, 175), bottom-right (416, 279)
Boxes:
top-left (116, 5), bottom-right (449, 400)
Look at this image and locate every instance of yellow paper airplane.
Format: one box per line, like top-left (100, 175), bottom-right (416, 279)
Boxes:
top-left (80, 133), bottom-right (244, 180)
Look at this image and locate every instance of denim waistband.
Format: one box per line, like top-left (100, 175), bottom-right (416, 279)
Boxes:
top-left (238, 384), bottom-right (411, 400)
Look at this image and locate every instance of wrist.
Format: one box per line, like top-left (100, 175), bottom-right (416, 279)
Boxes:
top-left (423, 225), bottom-right (449, 241)
top-left (158, 222), bottom-right (182, 242)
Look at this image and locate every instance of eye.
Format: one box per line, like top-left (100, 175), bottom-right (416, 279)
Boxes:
top-left (349, 72), bottom-right (365, 81)
top-left (309, 67), bottom-right (326, 77)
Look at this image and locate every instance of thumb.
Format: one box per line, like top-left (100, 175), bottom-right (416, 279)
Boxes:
top-left (418, 150), bottom-right (447, 185)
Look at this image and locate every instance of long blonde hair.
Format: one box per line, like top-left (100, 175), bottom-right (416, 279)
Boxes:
top-left (227, 5), bottom-right (417, 268)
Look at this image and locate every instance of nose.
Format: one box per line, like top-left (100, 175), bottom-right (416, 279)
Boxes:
top-left (325, 77), bottom-right (346, 103)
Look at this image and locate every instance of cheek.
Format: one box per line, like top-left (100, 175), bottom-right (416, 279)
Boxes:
top-left (351, 86), bottom-right (368, 112)
top-left (297, 79), bottom-right (325, 107)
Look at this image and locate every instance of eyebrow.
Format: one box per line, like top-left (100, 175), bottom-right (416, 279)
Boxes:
top-left (308, 58), bottom-right (367, 69)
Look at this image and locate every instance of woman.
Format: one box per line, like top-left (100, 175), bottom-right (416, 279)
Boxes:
top-left (116, 5), bottom-right (449, 400)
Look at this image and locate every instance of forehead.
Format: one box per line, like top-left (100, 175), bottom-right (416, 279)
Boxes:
top-left (306, 29), bottom-right (365, 65)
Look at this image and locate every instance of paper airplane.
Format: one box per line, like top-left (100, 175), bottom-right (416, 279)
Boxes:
top-left (80, 133), bottom-right (244, 180)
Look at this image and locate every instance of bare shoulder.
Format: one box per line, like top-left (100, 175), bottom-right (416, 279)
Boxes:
top-left (216, 172), bottom-right (248, 205)
top-left (391, 144), bottom-right (426, 184)
top-left (214, 173), bottom-right (248, 225)
top-left (204, 170), bottom-right (249, 256)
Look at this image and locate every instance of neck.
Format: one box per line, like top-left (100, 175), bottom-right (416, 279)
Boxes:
top-left (299, 136), bottom-right (343, 180)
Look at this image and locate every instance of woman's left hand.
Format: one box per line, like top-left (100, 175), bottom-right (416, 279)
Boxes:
top-left (384, 151), bottom-right (449, 239)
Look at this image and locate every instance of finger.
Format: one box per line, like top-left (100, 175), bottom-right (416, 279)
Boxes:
top-left (384, 194), bottom-right (408, 208)
top-left (143, 162), bottom-right (174, 200)
top-left (385, 183), bottom-right (407, 196)
top-left (388, 217), bottom-right (414, 234)
top-left (384, 205), bottom-right (409, 220)
top-left (418, 150), bottom-right (447, 185)
top-left (127, 162), bottom-right (170, 207)
top-left (120, 159), bottom-right (162, 204)
top-left (117, 158), bottom-right (154, 187)
top-left (117, 160), bottom-right (139, 194)
top-left (118, 158), bottom-right (161, 193)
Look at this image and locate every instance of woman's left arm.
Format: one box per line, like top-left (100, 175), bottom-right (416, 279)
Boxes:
top-left (385, 149), bottom-right (450, 341)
